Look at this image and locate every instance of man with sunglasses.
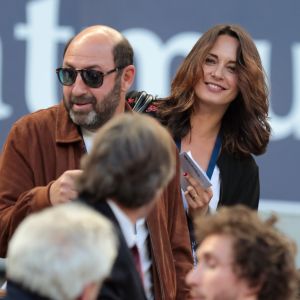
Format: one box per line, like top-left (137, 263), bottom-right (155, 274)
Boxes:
top-left (0, 25), bottom-right (193, 299)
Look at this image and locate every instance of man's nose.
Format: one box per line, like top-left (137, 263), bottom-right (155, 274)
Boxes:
top-left (70, 73), bottom-right (89, 96)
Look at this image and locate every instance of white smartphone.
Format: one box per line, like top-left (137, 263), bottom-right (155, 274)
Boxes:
top-left (180, 151), bottom-right (212, 191)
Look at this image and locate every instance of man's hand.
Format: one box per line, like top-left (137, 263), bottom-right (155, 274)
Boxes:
top-left (49, 170), bottom-right (83, 205)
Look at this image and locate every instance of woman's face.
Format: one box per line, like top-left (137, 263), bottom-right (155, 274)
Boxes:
top-left (194, 34), bottom-right (239, 112)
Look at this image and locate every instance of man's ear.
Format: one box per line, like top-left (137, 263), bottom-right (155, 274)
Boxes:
top-left (121, 65), bottom-right (135, 92)
top-left (240, 279), bottom-right (262, 299)
top-left (78, 282), bottom-right (101, 300)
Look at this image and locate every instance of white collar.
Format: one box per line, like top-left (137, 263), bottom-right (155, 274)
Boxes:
top-left (81, 127), bottom-right (96, 153)
top-left (107, 200), bottom-right (136, 248)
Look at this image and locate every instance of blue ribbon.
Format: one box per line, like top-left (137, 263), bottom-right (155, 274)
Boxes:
top-left (175, 134), bottom-right (221, 179)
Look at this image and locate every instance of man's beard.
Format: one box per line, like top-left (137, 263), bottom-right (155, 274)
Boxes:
top-left (64, 76), bottom-right (121, 131)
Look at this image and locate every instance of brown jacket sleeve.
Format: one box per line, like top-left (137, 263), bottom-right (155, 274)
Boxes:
top-left (0, 122), bottom-right (52, 257)
top-left (0, 103), bottom-right (84, 258)
top-left (147, 145), bottom-right (193, 300)
top-left (169, 149), bottom-right (193, 300)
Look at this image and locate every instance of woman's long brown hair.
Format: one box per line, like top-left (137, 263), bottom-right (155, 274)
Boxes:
top-left (158, 24), bottom-right (271, 156)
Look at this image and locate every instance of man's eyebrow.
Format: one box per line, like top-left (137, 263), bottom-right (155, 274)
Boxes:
top-left (62, 62), bottom-right (102, 69)
top-left (62, 62), bottom-right (75, 68)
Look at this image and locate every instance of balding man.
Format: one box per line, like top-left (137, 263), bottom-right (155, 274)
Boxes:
top-left (0, 25), bottom-right (193, 299)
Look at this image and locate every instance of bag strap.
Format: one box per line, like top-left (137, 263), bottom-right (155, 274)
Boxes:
top-left (126, 90), bottom-right (156, 113)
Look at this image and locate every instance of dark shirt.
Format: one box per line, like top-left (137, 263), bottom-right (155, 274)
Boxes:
top-left (4, 280), bottom-right (51, 300)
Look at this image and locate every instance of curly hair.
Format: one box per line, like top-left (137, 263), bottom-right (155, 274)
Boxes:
top-left (158, 24), bottom-right (271, 156)
top-left (194, 205), bottom-right (298, 300)
top-left (77, 113), bottom-right (175, 208)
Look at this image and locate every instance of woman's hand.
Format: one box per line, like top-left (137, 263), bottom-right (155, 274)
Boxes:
top-left (183, 172), bottom-right (213, 216)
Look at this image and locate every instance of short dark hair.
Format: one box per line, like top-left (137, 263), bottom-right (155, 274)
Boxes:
top-left (194, 205), bottom-right (298, 300)
top-left (113, 38), bottom-right (134, 68)
top-left (77, 113), bottom-right (175, 208)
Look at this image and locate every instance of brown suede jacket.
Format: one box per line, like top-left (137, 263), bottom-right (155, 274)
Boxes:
top-left (0, 102), bottom-right (193, 300)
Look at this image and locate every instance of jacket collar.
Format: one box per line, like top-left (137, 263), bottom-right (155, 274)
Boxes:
top-left (5, 280), bottom-right (51, 300)
top-left (55, 101), bottom-right (82, 143)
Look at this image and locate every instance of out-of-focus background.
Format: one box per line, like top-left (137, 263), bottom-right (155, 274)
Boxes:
top-left (0, 0), bottom-right (300, 279)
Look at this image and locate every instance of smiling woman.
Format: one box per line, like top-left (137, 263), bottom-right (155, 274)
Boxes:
top-left (154, 24), bottom-right (271, 262)
top-left (194, 34), bottom-right (239, 110)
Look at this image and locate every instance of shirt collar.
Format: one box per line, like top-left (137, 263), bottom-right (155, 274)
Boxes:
top-left (107, 200), bottom-right (136, 248)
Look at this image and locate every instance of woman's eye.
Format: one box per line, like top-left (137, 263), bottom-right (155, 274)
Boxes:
top-left (205, 57), bottom-right (215, 65)
top-left (227, 65), bottom-right (236, 73)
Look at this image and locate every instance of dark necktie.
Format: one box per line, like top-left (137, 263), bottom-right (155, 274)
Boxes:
top-left (130, 244), bottom-right (144, 284)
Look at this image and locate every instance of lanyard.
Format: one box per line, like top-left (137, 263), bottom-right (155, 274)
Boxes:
top-left (175, 134), bottom-right (221, 179)
top-left (206, 135), bottom-right (221, 179)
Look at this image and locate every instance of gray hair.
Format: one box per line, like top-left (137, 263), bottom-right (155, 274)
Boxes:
top-left (6, 202), bottom-right (117, 300)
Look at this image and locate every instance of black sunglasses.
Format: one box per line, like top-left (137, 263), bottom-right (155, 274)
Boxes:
top-left (56, 66), bottom-right (126, 88)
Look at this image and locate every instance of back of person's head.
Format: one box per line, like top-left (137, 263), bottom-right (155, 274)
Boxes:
top-left (194, 205), bottom-right (298, 300)
top-left (6, 202), bottom-right (117, 300)
top-left (77, 113), bottom-right (175, 208)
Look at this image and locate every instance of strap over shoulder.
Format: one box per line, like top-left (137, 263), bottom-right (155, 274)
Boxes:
top-left (126, 90), bottom-right (157, 113)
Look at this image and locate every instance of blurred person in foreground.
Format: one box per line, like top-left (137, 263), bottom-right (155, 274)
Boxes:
top-left (77, 113), bottom-right (176, 299)
top-left (186, 205), bottom-right (298, 300)
top-left (296, 269), bottom-right (300, 300)
top-left (0, 25), bottom-right (193, 299)
top-left (4, 202), bottom-right (117, 300)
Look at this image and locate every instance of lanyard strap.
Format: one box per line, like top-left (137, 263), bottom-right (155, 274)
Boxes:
top-left (175, 137), bottom-right (181, 151)
top-left (206, 134), bottom-right (221, 179)
top-left (175, 134), bottom-right (221, 179)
